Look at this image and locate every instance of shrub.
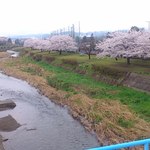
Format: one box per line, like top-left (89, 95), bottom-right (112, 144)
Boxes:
top-left (62, 58), bottom-right (78, 66)
top-left (19, 50), bottom-right (29, 56)
top-left (43, 56), bottom-right (55, 63)
top-left (33, 54), bottom-right (42, 61)
top-left (29, 52), bottom-right (34, 57)
top-left (23, 50), bottom-right (29, 54)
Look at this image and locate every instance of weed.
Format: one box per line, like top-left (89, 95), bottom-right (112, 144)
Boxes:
top-left (29, 52), bottom-right (34, 57)
top-left (21, 65), bottom-right (43, 76)
top-left (46, 76), bottom-right (74, 92)
top-left (62, 58), bottom-right (78, 66)
top-left (22, 67), bottom-right (36, 75)
top-left (74, 98), bottom-right (82, 105)
top-left (43, 56), bottom-right (55, 63)
top-left (117, 117), bottom-right (134, 128)
top-left (89, 112), bottom-right (103, 124)
top-left (33, 54), bottom-right (42, 61)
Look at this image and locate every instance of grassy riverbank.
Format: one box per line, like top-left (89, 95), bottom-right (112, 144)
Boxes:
top-left (0, 51), bottom-right (150, 146)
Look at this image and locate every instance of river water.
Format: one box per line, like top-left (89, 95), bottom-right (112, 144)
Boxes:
top-left (6, 50), bottom-right (19, 57)
top-left (0, 73), bottom-right (99, 150)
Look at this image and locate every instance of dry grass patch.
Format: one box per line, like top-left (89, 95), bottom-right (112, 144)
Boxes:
top-left (0, 52), bottom-right (10, 59)
top-left (21, 63), bottom-right (54, 78)
top-left (67, 94), bottom-right (150, 145)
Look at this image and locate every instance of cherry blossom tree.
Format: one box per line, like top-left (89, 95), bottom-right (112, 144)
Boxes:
top-left (24, 39), bottom-right (51, 52)
top-left (35, 39), bottom-right (51, 52)
top-left (0, 37), bottom-right (12, 45)
top-left (24, 39), bottom-right (39, 49)
top-left (24, 36), bottom-right (77, 54)
top-left (49, 35), bottom-right (77, 55)
top-left (96, 31), bottom-right (150, 64)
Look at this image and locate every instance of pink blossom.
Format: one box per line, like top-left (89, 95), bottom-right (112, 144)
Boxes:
top-left (24, 35), bottom-right (77, 54)
top-left (24, 39), bottom-right (51, 51)
top-left (49, 35), bottom-right (77, 52)
top-left (96, 31), bottom-right (150, 60)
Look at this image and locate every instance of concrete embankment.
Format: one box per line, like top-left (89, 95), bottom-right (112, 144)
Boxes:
top-left (123, 73), bottom-right (150, 93)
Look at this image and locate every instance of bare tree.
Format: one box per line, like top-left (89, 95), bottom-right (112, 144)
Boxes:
top-left (80, 33), bottom-right (96, 59)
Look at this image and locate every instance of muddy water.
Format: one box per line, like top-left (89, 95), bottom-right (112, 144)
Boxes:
top-left (0, 73), bottom-right (99, 150)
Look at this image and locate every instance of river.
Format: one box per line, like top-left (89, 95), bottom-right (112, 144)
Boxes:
top-left (0, 72), bottom-right (99, 150)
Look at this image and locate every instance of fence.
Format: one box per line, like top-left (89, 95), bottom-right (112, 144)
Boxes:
top-left (87, 138), bottom-right (150, 150)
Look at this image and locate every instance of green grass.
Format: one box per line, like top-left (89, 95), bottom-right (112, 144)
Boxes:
top-left (52, 52), bottom-right (150, 76)
top-left (24, 50), bottom-right (150, 75)
top-left (22, 55), bottom-right (150, 121)
top-left (117, 117), bottom-right (135, 128)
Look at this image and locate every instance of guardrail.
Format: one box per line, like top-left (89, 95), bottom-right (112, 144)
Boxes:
top-left (87, 138), bottom-right (150, 150)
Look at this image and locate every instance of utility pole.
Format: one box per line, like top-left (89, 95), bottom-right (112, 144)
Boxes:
top-left (68, 26), bottom-right (70, 36)
top-left (78, 21), bottom-right (81, 50)
top-left (72, 24), bottom-right (75, 39)
top-left (146, 21), bottom-right (150, 31)
top-left (78, 21), bottom-right (80, 37)
top-left (63, 27), bottom-right (65, 35)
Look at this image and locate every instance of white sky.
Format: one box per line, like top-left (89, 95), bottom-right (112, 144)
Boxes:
top-left (0, 0), bottom-right (150, 36)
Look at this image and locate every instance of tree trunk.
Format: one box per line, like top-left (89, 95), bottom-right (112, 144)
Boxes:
top-left (59, 50), bottom-right (62, 55)
top-left (127, 57), bottom-right (130, 65)
top-left (88, 52), bottom-right (91, 59)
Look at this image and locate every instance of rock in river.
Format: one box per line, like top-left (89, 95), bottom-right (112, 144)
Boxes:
top-left (0, 99), bottom-right (16, 111)
top-left (0, 115), bottom-right (21, 132)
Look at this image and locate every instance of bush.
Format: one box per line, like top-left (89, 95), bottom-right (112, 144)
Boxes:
top-left (19, 50), bottom-right (29, 56)
top-left (33, 54), bottom-right (42, 61)
top-left (29, 52), bottom-right (34, 57)
top-left (62, 58), bottom-right (78, 66)
top-left (43, 56), bottom-right (55, 63)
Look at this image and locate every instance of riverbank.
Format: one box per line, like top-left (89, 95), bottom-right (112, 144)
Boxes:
top-left (0, 135), bottom-right (4, 150)
top-left (0, 52), bottom-right (150, 147)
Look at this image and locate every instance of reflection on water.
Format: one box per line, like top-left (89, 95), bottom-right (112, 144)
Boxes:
top-left (0, 73), bottom-right (99, 150)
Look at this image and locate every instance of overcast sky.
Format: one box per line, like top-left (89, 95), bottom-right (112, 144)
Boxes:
top-left (0, 0), bottom-right (150, 36)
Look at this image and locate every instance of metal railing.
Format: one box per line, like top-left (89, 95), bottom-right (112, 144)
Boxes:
top-left (87, 138), bottom-right (150, 150)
